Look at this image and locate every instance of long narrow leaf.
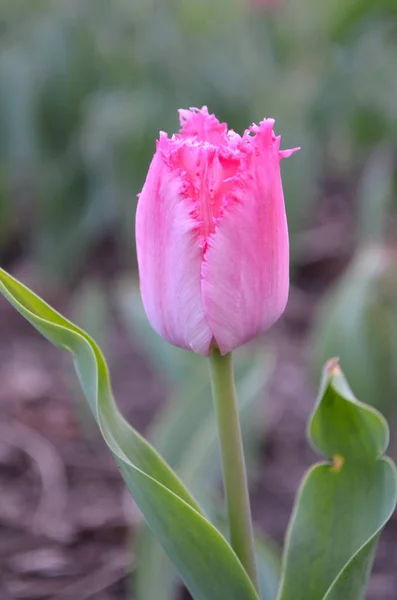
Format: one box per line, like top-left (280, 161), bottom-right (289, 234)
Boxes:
top-left (0, 268), bottom-right (259, 600)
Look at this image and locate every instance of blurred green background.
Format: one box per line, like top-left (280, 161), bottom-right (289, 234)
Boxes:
top-left (1, 0), bottom-right (396, 281)
top-left (1, 0), bottom-right (397, 598)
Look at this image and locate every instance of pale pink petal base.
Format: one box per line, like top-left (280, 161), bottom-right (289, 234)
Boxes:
top-left (201, 179), bottom-right (289, 355)
top-left (136, 153), bottom-right (213, 355)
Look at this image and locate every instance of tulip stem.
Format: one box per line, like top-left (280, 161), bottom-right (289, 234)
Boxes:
top-left (208, 349), bottom-right (259, 592)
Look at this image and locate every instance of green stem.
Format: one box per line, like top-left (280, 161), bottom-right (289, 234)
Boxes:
top-left (208, 349), bottom-right (259, 592)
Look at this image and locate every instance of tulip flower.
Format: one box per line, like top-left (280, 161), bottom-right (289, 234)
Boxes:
top-left (136, 107), bottom-right (299, 356)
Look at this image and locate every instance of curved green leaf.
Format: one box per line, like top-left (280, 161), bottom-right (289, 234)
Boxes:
top-left (277, 359), bottom-right (397, 600)
top-left (0, 268), bottom-right (259, 600)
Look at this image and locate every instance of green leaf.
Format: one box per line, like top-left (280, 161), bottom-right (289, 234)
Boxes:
top-left (135, 525), bottom-right (281, 600)
top-left (277, 359), bottom-right (397, 600)
top-left (0, 267), bottom-right (259, 600)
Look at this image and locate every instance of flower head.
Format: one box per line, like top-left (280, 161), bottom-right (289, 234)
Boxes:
top-left (136, 107), bottom-right (299, 355)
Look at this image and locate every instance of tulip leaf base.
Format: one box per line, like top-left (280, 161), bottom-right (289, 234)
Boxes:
top-left (0, 268), bottom-right (258, 600)
top-left (277, 360), bottom-right (397, 600)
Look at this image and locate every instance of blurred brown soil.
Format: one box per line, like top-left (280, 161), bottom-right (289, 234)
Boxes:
top-left (1, 188), bottom-right (397, 599)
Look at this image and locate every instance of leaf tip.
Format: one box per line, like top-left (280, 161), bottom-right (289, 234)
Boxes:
top-left (325, 356), bottom-right (341, 377)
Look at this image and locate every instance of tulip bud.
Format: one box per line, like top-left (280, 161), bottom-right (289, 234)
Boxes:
top-left (136, 107), bottom-right (299, 355)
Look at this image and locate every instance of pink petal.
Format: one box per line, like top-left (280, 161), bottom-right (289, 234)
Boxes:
top-left (279, 147), bottom-right (301, 159)
top-left (136, 149), bottom-right (213, 355)
top-left (177, 106), bottom-right (228, 145)
top-left (201, 123), bottom-right (289, 355)
top-left (164, 135), bottom-right (241, 245)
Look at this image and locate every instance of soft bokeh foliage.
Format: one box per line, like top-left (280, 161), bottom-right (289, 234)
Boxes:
top-left (1, 0), bottom-right (396, 280)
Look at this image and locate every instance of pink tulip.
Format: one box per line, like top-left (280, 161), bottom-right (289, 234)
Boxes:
top-left (136, 107), bottom-right (299, 356)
